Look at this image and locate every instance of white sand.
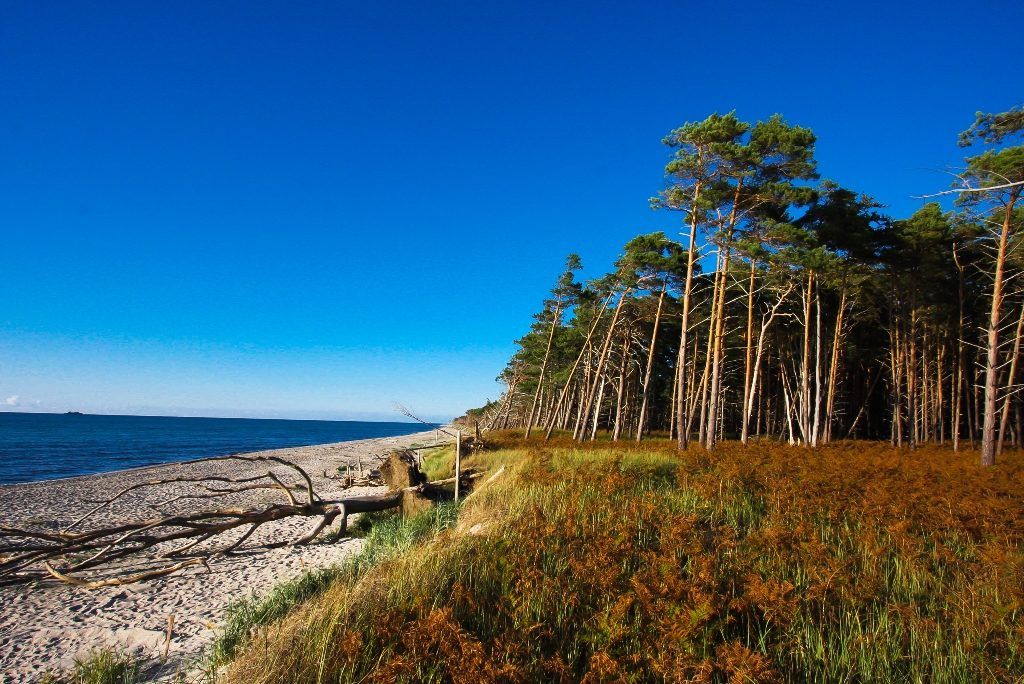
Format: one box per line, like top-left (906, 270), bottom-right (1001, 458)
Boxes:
top-left (0, 429), bottom-right (444, 682)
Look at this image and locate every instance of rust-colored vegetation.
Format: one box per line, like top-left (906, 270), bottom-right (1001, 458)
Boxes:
top-left (222, 434), bottom-right (1024, 683)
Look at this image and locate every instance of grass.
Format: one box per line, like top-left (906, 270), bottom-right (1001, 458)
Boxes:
top-left (207, 501), bottom-right (461, 670)
top-left (419, 444), bottom-right (457, 482)
top-left (217, 434), bottom-right (1024, 683)
top-left (42, 649), bottom-right (142, 684)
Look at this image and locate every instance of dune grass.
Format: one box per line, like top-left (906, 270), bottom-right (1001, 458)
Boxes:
top-left (219, 434), bottom-right (1024, 683)
top-left (42, 649), bottom-right (142, 684)
top-left (208, 501), bottom-right (461, 670)
top-left (419, 444), bottom-right (457, 482)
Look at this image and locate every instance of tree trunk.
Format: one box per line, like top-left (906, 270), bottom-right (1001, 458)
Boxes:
top-left (981, 190), bottom-right (1020, 465)
top-left (676, 181), bottom-right (702, 450)
top-left (811, 283), bottom-right (823, 447)
top-left (612, 328), bottom-right (630, 441)
top-left (799, 271), bottom-right (814, 444)
top-left (823, 286), bottom-right (847, 444)
top-left (740, 259), bottom-right (757, 444)
top-left (742, 284), bottom-right (793, 443)
top-left (997, 298), bottom-right (1024, 456)
top-left (544, 292), bottom-right (613, 439)
top-left (637, 282), bottom-right (667, 442)
top-left (705, 244), bottom-right (732, 449)
top-left (577, 289), bottom-right (630, 441)
top-left (524, 301), bottom-right (562, 438)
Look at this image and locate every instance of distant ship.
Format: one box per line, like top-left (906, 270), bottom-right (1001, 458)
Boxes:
top-left (64, 411), bottom-right (84, 415)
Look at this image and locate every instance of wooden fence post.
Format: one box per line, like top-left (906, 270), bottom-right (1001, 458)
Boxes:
top-left (454, 429), bottom-right (462, 502)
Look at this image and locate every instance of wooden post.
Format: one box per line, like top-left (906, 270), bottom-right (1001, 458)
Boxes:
top-left (454, 429), bottom-right (462, 502)
top-left (162, 614), bottom-right (175, 662)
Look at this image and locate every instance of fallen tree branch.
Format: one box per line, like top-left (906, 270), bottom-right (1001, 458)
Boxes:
top-left (0, 453), bottom-right (486, 587)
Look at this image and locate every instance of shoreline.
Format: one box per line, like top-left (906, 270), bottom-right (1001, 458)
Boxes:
top-left (0, 426), bottom-right (440, 488)
top-left (0, 428), bottom-right (445, 682)
top-left (0, 414), bottom-right (439, 487)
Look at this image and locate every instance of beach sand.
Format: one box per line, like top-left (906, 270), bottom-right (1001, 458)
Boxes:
top-left (0, 428), bottom-right (443, 682)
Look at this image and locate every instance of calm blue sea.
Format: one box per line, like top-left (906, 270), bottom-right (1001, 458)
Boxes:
top-left (0, 412), bottom-right (432, 484)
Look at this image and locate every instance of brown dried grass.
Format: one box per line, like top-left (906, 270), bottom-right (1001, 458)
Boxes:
top-left (221, 436), bottom-right (1024, 683)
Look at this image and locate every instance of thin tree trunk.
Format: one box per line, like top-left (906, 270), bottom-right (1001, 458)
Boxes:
top-left (676, 181), bottom-right (702, 450)
top-left (545, 292), bottom-right (614, 439)
top-left (811, 283), bottom-right (823, 447)
top-left (705, 244), bottom-right (732, 449)
top-left (524, 300), bottom-right (563, 438)
top-left (612, 328), bottom-right (630, 441)
top-left (740, 259), bottom-right (757, 444)
top-left (981, 190), bottom-right (1020, 465)
top-left (704, 181), bottom-right (743, 449)
top-left (577, 289), bottom-right (630, 441)
top-left (800, 271), bottom-right (814, 444)
top-left (637, 283), bottom-right (667, 442)
top-left (997, 298), bottom-right (1024, 456)
top-left (589, 376), bottom-right (607, 441)
top-left (824, 286), bottom-right (847, 443)
top-left (953, 243), bottom-right (966, 451)
top-left (742, 283), bottom-right (793, 443)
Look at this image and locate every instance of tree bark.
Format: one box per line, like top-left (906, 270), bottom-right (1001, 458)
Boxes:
top-left (740, 260), bottom-right (757, 444)
top-left (997, 298), bottom-right (1024, 456)
top-left (576, 289), bottom-right (630, 440)
top-left (981, 190), bottom-right (1020, 465)
top-left (676, 181), bottom-right (702, 450)
top-left (637, 282), bottom-right (667, 442)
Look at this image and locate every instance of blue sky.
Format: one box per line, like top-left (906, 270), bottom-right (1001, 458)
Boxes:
top-left (0, 1), bottom-right (1019, 421)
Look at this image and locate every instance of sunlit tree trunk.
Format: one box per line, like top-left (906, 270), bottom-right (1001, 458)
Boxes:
top-left (981, 191), bottom-right (1020, 465)
top-left (997, 299), bottom-right (1024, 456)
top-left (637, 283), bottom-right (667, 442)
top-left (824, 286), bottom-right (847, 444)
top-left (705, 182), bottom-right (742, 449)
top-left (742, 283), bottom-right (792, 443)
top-left (952, 242), bottom-right (966, 451)
top-left (704, 243), bottom-right (731, 449)
top-left (799, 271), bottom-right (814, 444)
top-left (524, 300), bottom-right (562, 438)
top-left (589, 376), bottom-right (607, 441)
top-left (740, 260), bottom-right (757, 444)
top-left (676, 181), bottom-right (702, 450)
top-left (577, 289), bottom-right (630, 441)
top-left (612, 328), bottom-right (630, 441)
top-left (811, 285), bottom-right (823, 447)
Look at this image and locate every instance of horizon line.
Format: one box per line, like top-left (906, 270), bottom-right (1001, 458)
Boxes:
top-left (0, 408), bottom-right (452, 424)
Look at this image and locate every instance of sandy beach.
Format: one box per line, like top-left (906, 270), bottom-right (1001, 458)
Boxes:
top-left (0, 428), bottom-right (443, 682)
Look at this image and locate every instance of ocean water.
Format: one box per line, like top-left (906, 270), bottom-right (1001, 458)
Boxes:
top-left (0, 412), bottom-right (433, 484)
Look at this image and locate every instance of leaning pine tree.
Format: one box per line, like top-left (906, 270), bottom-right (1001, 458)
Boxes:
top-left (956, 106), bottom-right (1024, 466)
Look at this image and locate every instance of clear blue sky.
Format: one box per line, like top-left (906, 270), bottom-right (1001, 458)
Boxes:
top-left (0, 1), bottom-right (1019, 422)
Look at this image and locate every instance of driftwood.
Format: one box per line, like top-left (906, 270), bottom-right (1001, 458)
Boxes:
top-left (0, 452), bottom-right (479, 588)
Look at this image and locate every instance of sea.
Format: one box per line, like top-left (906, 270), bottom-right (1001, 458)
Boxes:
top-left (0, 412), bottom-right (434, 484)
